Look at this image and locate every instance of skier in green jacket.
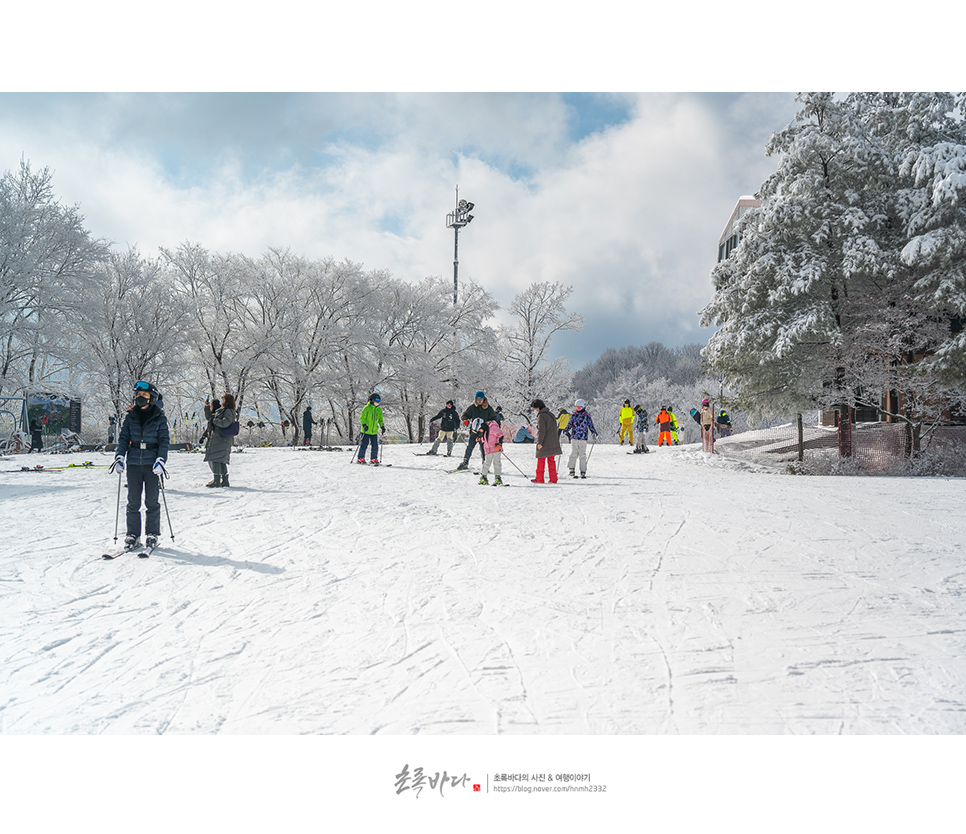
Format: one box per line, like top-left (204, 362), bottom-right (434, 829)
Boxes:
top-left (357, 393), bottom-right (385, 464)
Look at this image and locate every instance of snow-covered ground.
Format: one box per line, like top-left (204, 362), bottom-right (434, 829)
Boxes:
top-left (1, 440), bottom-right (963, 827)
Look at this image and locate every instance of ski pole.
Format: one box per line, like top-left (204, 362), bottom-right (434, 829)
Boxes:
top-left (159, 472), bottom-right (175, 541)
top-left (113, 470), bottom-right (122, 544)
top-left (587, 437), bottom-right (598, 464)
top-left (499, 449), bottom-right (530, 479)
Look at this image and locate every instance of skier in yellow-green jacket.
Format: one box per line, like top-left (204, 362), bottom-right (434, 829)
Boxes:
top-left (619, 399), bottom-right (634, 446)
top-left (667, 406), bottom-right (681, 445)
top-left (357, 393), bottom-right (385, 464)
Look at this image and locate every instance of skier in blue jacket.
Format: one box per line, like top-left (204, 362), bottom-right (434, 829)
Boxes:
top-left (564, 399), bottom-right (598, 478)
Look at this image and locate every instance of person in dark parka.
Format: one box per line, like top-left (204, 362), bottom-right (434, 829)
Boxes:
top-left (204, 393), bottom-right (238, 487)
top-left (530, 398), bottom-right (562, 483)
top-left (113, 381), bottom-right (170, 549)
top-left (28, 416), bottom-right (44, 453)
top-left (455, 391), bottom-right (500, 471)
top-left (302, 406), bottom-right (317, 446)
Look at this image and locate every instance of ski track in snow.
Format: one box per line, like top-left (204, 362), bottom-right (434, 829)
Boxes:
top-left (1, 444), bottom-right (965, 734)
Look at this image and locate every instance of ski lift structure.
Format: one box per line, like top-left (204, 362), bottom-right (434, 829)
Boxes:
top-left (0, 396), bottom-right (28, 453)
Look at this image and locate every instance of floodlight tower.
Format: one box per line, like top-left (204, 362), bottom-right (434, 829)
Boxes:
top-left (445, 188), bottom-right (475, 306)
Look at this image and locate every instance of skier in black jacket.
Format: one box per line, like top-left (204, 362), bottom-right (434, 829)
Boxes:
top-left (112, 381), bottom-right (170, 550)
top-left (456, 391), bottom-right (500, 470)
top-left (426, 400), bottom-right (460, 456)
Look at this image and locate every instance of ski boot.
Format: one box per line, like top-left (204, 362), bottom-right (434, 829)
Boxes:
top-left (124, 534), bottom-right (141, 550)
top-left (145, 534), bottom-right (159, 549)
top-left (455, 461), bottom-right (468, 471)
top-left (357, 458), bottom-right (366, 464)
top-left (493, 476), bottom-right (503, 486)
top-left (569, 469), bottom-right (577, 478)
top-left (370, 459), bottom-right (380, 466)
top-left (580, 472), bottom-right (587, 479)
top-left (479, 474), bottom-right (489, 485)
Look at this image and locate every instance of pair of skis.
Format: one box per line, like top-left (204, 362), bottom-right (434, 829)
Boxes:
top-left (102, 544), bottom-right (158, 560)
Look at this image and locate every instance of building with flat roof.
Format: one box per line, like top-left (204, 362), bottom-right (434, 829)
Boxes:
top-left (718, 196), bottom-right (761, 262)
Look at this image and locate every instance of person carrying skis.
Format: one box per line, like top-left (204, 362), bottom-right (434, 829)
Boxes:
top-left (357, 393), bottom-right (385, 464)
top-left (618, 399), bottom-right (634, 445)
top-left (564, 399), bottom-right (598, 478)
top-left (204, 393), bottom-right (238, 487)
top-left (302, 406), bottom-right (317, 446)
top-left (455, 391), bottom-right (499, 471)
top-left (477, 418), bottom-right (505, 485)
top-left (700, 398), bottom-right (715, 453)
top-left (426, 399), bottom-right (460, 456)
top-left (632, 405), bottom-right (649, 453)
top-left (530, 399), bottom-right (562, 483)
top-left (656, 406), bottom-right (674, 446)
top-left (112, 381), bottom-right (170, 550)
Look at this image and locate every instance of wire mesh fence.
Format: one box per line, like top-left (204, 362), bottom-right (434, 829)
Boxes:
top-left (713, 421), bottom-right (966, 475)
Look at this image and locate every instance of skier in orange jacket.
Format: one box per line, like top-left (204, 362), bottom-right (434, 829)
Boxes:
top-left (656, 406), bottom-right (674, 446)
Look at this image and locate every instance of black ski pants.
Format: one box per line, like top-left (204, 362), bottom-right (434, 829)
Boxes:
top-left (461, 432), bottom-right (485, 465)
top-left (126, 464), bottom-right (161, 537)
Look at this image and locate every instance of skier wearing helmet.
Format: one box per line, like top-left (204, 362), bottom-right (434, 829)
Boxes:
top-left (112, 381), bottom-right (170, 551)
top-left (357, 393), bottom-right (385, 464)
top-left (564, 399), bottom-right (598, 478)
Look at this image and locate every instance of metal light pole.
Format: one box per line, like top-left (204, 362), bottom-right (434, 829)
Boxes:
top-left (445, 189), bottom-right (475, 399)
top-left (445, 188), bottom-right (475, 306)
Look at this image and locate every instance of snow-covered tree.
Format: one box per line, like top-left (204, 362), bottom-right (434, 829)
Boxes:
top-left (700, 92), bottom-right (966, 437)
top-left (497, 281), bottom-right (583, 418)
top-left (573, 342), bottom-right (705, 401)
top-left (377, 275), bottom-right (496, 442)
top-left (161, 242), bottom-right (266, 408)
top-left (0, 160), bottom-right (107, 397)
top-left (72, 246), bottom-right (192, 423)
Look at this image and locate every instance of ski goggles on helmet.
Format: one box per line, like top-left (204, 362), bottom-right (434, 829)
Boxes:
top-left (134, 381), bottom-right (150, 390)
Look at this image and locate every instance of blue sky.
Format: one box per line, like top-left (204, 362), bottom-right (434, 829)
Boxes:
top-left (0, 91), bottom-right (805, 368)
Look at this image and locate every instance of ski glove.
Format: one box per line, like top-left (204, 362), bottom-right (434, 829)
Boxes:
top-left (153, 458), bottom-right (167, 477)
top-left (380, 426), bottom-right (385, 435)
top-left (362, 423), bottom-right (369, 433)
top-left (110, 455), bottom-right (125, 474)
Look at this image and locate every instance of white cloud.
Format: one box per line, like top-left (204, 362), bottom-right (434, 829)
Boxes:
top-left (0, 92), bottom-right (798, 365)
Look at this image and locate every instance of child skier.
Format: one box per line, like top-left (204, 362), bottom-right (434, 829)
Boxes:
top-left (478, 418), bottom-right (505, 485)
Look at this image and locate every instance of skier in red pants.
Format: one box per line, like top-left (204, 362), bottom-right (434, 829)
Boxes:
top-left (530, 399), bottom-right (562, 483)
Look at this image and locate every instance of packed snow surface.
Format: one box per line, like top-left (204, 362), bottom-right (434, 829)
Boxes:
top-left (1, 441), bottom-right (964, 735)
